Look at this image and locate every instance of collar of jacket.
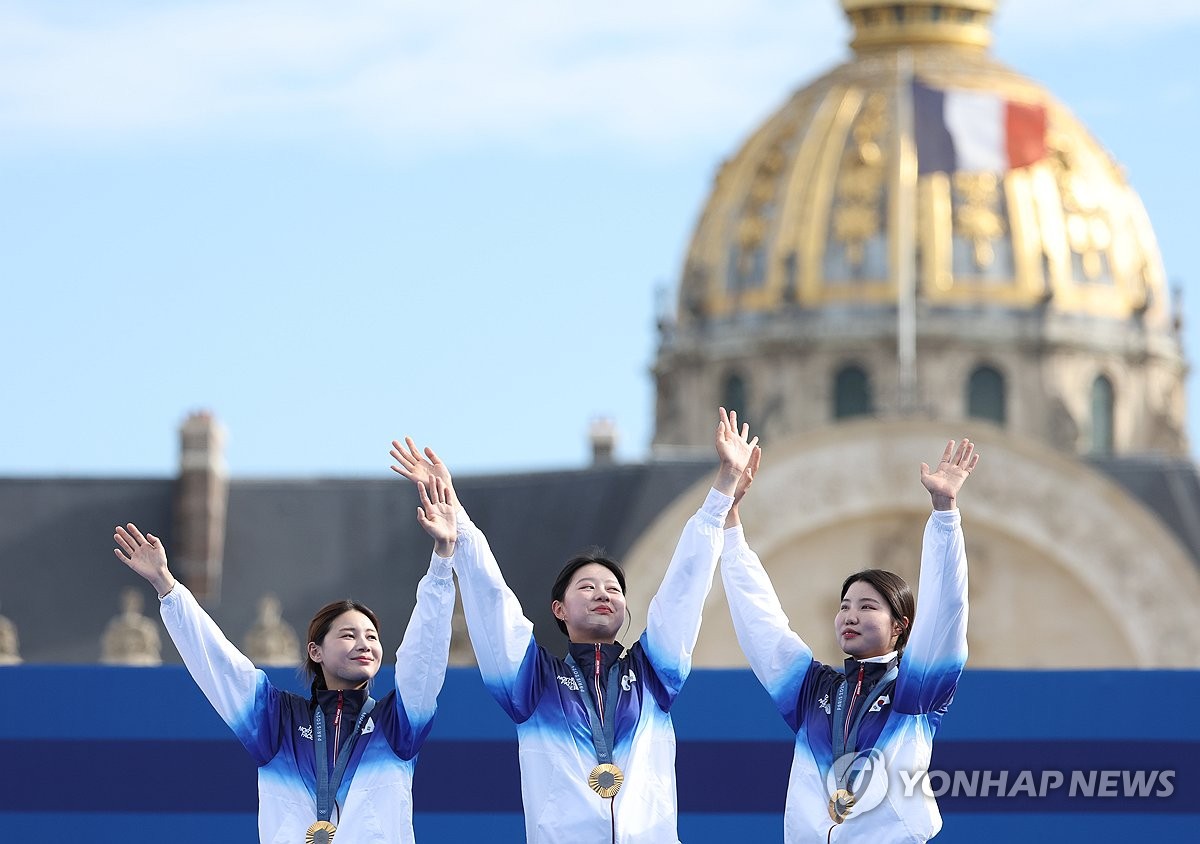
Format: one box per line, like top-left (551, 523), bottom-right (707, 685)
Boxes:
top-left (842, 653), bottom-right (900, 689)
top-left (567, 640), bottom-right (625, 678)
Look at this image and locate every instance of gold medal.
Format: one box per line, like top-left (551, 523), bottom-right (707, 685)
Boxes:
top-left (588, 762), bottom-right (624, 798)
top-left (827, 788), bottom-right (855, 823)
top-left (306, 820), bottom-right (337, 844)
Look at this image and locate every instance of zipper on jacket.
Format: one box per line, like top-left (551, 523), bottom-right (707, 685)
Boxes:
top-left (843, 665), bottom-right (864, 747)
top-left (332, 691), bottom-right (344, 767)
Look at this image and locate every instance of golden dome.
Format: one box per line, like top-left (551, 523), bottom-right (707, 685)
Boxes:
top-left (676, 0), bottom-right (1171, 333)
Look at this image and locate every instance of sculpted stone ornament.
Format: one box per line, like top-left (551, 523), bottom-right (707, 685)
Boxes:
top-left (102, 587), bottom-right (163, 666)
top-left (243, 594), bottom-right (301, 666)
top-left (834, 93), bottom-right (889, 268)
top-left (0, 603), bottom-right (21, 665)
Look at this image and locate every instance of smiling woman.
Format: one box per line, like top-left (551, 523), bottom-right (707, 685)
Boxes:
top-left (721, 438), bottom-right (980, 843)
top-left (110, 476), bottom-right (460, 844)
top-left (550, 555), bottom-right (628, 641)
top-left (305, 600), bottom-right (385, 691)
top-left (390, 408), bottom-right (758, 844)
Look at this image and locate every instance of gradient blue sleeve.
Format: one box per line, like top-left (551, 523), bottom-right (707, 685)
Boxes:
top-left (893, 509), bottom-right (968, 716)
top-left (640, 487), bottom-right (730, 707)
top-left (720, 525), bottom-right (814, 728)
top-left (159, 583), bottom-right (282, 765)
top-left (449, 509), bottom-right (546, 723)
top-left (389, 552), bottom-right (456, 759)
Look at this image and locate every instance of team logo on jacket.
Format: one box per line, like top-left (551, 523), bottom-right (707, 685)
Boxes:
top-left (817, 693), bottom-right (832, 715)
top-left (621, 668), bottom-right (637, 692)
top-left (298, 725), bottom-right (313, 741)
top-left (361, 717), bottom-right (375, 735)
top-left (868, 694), bottom-right (891, 713)
top-left (558, 675), bottom-right (581, 691)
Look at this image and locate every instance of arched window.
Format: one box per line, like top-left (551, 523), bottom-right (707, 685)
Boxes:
top-left (1091, 375), bottom-right (1115, 455)
top-left (834, 365), bottom-right (873, 419)
top-left (723, 373), bottom-right (748, 419)
top-left (967, 366), bottom-right (1006, 425)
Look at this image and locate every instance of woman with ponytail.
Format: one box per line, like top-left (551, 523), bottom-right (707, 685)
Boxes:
top-left (721, 439), bottom-right (979, 843)
top-left (112, 477), bottom-right (459, 843)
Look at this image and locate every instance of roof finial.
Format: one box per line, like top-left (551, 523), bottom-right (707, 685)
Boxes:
top-left (840, 0), bottom-right (998, 52)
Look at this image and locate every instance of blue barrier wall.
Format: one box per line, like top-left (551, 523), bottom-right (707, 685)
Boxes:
top-left (1, 666), bottom-right (1196, 842)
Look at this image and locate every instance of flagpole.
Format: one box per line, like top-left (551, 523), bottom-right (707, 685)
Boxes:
top-left (893, 48), bottom-right (918, 415)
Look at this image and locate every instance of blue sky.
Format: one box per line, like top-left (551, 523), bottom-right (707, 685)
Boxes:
top-left (2, 0), bottom-right (1197, 478)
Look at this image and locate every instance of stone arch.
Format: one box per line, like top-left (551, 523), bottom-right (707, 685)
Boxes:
top-left (621, 420), bottom-right (1200, 668)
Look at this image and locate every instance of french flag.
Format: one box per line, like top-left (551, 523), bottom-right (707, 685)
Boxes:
top-left (913, 79), bottom-right (1047, 175)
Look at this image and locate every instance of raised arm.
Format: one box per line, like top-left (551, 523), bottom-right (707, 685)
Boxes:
top-left (643, 408), bottom-right (756, 702)
top-left (719, 449), bottom-right (816, 723)
top-left (389, 440), bottom-right (543, 723)
top-left (114, 524), bottom-right (280, 763)
top-left (391, 479), bottom-right (458, 754)
top-left (895, 439), bottom-right (979, 715)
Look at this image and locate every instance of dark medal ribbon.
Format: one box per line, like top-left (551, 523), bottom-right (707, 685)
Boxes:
top-left (307, 695), bottom-right (376, 843)
top-left (565, 653), bottom-right (624, 799)
top-left (827, 663), bottom-right (898, 824)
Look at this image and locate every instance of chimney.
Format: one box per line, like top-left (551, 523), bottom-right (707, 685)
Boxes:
top-left (589, 417), bottom-right (617, 466)
top-left (174, 411), bottom-right (229, 604)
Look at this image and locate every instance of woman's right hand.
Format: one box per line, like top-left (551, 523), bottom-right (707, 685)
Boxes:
top-left (114, 523), bottom-right (176, 597)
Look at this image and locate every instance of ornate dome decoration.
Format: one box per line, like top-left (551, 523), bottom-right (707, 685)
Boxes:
top-left (676, 0), bottom-right (1167, 327)
top-left (842, 0), bottom-right (997, 51)
top-left (655, 0), bottom-right (1184, 457)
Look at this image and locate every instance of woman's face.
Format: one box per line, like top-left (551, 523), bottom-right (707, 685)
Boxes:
top-left (835, 580), bottom-right (903, 660)
top-left (552, 562), bottom-right (626, 644)
top-left (308, 610), bottom-right (383, 690)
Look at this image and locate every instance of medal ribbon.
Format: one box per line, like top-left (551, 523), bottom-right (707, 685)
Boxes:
top-left (313, 696), bottom-right (376, 823)
top-left (565, 653), bottom-right (622, 767)
top-left (831, 662), bottom-right (898, 789)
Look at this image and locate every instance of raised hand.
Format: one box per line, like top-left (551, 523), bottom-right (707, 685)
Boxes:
top-left (920, 438), bottom-right (980, 511)
top-left (113, 523), bottom-right (176, 597)
top-left (416, 477), bottom-right (458, 558)
top-left (732, 445), bottom-right (762, 508)
top-left (389, 437), bottom-right (457, 508)
top-left (725, 444), bottom-right (762, 529)
top-left (714, 407), bottom-right (760, 496)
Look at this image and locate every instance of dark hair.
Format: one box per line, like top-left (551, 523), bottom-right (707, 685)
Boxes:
top-left (840, 569), bottom-right (915, 653)
top-left (550, 549), bottom-right (626, 637)
top-left (303, 599), bottom-right (381, 694)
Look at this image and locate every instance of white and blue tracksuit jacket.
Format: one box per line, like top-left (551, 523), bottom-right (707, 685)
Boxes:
top-left (721, 509), bottom-right (968, 843)
top-left (450, 488), bottom-right (732, 844)
top-left (158, 555), bottom-right (455, 844)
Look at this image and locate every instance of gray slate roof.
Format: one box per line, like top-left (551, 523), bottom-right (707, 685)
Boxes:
top-left (3, 454), bottom-right (1198, 664)
top-left (0, 460), bottom-right (714, 664)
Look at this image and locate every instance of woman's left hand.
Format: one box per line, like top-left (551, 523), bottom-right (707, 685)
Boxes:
top-left (920, 438), bottom-right (980, 511)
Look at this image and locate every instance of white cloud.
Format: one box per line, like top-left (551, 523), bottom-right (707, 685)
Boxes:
top-left (0, 0), bottom-right (845, 153)
top-left (2, 0), bottom-right (1189, 155)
